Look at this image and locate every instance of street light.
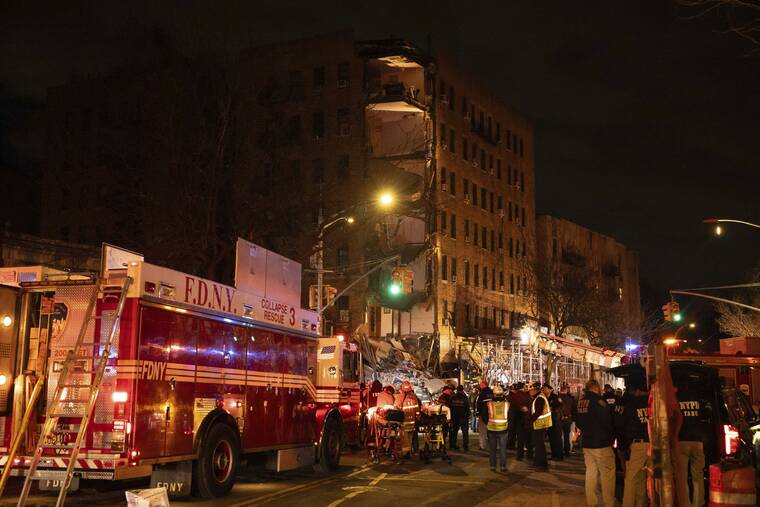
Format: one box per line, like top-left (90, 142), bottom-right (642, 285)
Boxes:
top-left (378, 191), bottom-right (394, 207)
top-left (663, 337), bottom-right (678, 346)
top-left (315, 215), bottom-right (354, 334)
top-left (704, 218), bottom-right (760, 235)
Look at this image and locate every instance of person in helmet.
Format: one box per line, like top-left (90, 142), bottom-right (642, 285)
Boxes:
top-left (487, 385), bottom-right (509, 471)
top-left (394, 380), bottom-right (420, 455)
top-left (377, 385), bottom-right (396, 407)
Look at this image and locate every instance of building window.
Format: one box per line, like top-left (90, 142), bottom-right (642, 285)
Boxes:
top-left (523, 275), bottom-right (528, 293)
top-left (509, 238), bottom-right (514, 258)
top-left (472, 142), bottom-right (477, 162)
top-left (519, 138), bottom-right (524, 158)
top-left (521, 172), bottom-right (525, 193)
top-left (451, 214), bottom-right (457, 238)
top-left (441, 210), bottom-right (447, 234)
top-left (462, 96), bottom-right (468, 114)
top-left (516, 239), bottom-right (520, 258)
top-left (464, 259), bottom-right (470, 285)
top-left (510, 273), bottom-right (515, 294)
top-left (440, 122), bottom-right (446, 146)
top-left (507, 165), bottom-right (512, 185)
top-left (552, 238), bottom-right (558, 257)
top-left (480, 188), bottom-right (486, 210)
top-left (489, 154), bottom-right (494, 170)
top-left (313, 66), bottom-right (325, 91)
top-left (473, 222), bottom-right (478, 246)
top-left (499, 271), bottom-right (504, 290)
top-left (490, 192), bottom-right (494, 213)
top-left (522, 241), bottom-right (527, 258)
top-left (497, 159), bottom-right (502, 179)
top-left (474, 305), bottom-right (479, 328)
top-left (483, 267), bottom-right (488, 289)
top-left (508, 201), bottom-right (513, 220)
top-left (337, 108), bottom-right (350, 136)
top-left (449, 171), bottom-right (456, 195)
top-left (463, 178), bottom-right (469, 199)
top-left (496, 122), bottom-right (501, 142)
top-left (464, 219), bottom-right (470, 240)
top-left (337, 247), bottom-right (349, 270)
top-left (312, 111), bottom-right (325, 139)
top-left (498, 232), bottom-right (503, 249)
top-left (449, 86), bottom-right (455, 111)
top-left (474, 263), bottom-right (479, 287)
top-left (522, 207), bottom-right (526, 227)
top-left (465, 304), bottom-right (471, 325)
top-left (487, 117), bottom-right (493, 139)
top-left (337, 62), bottom-right (350, 87)
top-left (286, 114), bottom-right (302, 143)
top-left (449, 128), bottom-right (456, 152)
top-left (490, 230), bottom-right (495, 252)
top-left (439, 78), bottom-right (446, 97)
top-left (481, 225), bottom-right (486, 248)
top-left (515, 203), bottom-right (521, 224)
top-left (311, 158), bottom-right (324, 184)
top-left (441, 255), bottom-right (448, 281)
top-left (337, 155), bottom-right (350, 178)
top-left (463, 138), bottom-right (468, 160)
top-left (451, 257), bottom-right (457, 281)
top-left (473, 183), bottom-right (478, 206)
top-left (492, 268), bottom-right (496, 290)
top-left (440, 167), bottom-right (447, 191)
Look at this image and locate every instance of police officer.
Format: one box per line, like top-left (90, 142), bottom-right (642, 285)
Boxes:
top-left (528, 381), bottom-right (552, 470)
top-left (614, 382), bottom-right (649, 507)
top-left (675, 387), bottom-right (709, 507)
top-left (603, 384), bottom-right (618, 406)
top-left (449, 385), bottom-right (471, 451)
top-left (576, 379), bottom-right (615, 507)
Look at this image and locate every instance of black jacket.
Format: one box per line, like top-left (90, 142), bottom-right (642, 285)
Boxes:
top-left (614, 392), bottom-right (649, 448)
top-left (450, 391), bottom-right (471, 419)
top-left (677, 390), bottom-right (712, 442)
top-left (476, 387), bottom-right (493, 422)
top-left (576, 391), bottom-right (614, 448)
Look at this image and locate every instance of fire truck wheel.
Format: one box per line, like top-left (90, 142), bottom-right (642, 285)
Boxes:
top-left (318, 417), bottom-right (343, 472)
top-left (193, 423), bottom-right (240, 498)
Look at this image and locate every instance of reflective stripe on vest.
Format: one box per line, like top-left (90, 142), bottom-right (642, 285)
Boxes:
top-left (533, 394), bottom-right (552, 430)
top-left (487, 400), bottom-right (509, 432)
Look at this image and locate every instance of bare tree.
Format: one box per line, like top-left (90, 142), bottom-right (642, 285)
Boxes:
top-left (715, 293), bottom-right (760, 336)
top-left (677, 0), bottom-right (760, 51)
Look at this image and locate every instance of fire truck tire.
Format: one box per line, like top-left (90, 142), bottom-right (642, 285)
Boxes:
top-left (317, 416), bottom-right (343, 472)
top-left (193, 423), bottom-right (240, 498)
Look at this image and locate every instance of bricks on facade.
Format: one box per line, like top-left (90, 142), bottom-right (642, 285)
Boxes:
top-left (535, 215), bottom-right (641, 329)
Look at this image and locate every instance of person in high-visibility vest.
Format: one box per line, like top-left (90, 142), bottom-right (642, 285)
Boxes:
top-left (529, 381), bottom-right (552, 470)
top-left (487, 385), bottom-right (509, 471)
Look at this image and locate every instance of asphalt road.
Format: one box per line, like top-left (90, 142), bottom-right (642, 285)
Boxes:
top-left (1, 441), bottom-right (590, 506)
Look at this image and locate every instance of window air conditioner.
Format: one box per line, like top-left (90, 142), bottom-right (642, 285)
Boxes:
top-left (451, 275), bottom-right (457, 283)
top-left (498, 209), bottom-right (504, 218)
top-left (465, 235), bottom-right (471, 243)
top-left (441, 183), bottom-right (448, 192)
top-left (464, 194), bottom-right (471, 204)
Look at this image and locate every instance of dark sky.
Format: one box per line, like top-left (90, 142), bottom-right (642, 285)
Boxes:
top-left (2, 1), bottom-right (759, 293)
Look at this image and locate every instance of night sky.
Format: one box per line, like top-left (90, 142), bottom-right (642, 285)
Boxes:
top-left (2, 1), bottom-right (759, 296)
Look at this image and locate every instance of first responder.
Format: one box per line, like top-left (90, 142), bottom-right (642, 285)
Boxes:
top-left (576, 379), bottom-right (615, 507)
top-left (394, 380), bottom-right (420, 456)
top-left (614, 382), bottom-right (649, 507)
top-left (449, 385), bottom-right (470, 451)
top-left (368, 379), bottom-right (383, 408)
top-left (543, 383), bottom-right (564, 461)
top-left (528, 381), bottom-right (552, 470)
top-left (558, 382), bottom-right (577, 456)
top-left (476, 380), bottom-right (493, 451)
top-left (377, 385), bottom-right (395, 407)
top-left (487, 385), bottom-right (509, 471)
top-left (675, 387), bottom-right (709, 507)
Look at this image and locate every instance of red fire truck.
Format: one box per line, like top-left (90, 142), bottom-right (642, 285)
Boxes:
top-left (0, 242), bottom-right (363, 502)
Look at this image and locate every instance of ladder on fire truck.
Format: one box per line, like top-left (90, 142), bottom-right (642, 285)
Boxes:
top-left (13, 276), bottom-right (132, 507)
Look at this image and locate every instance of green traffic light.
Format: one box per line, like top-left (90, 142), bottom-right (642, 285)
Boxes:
top-left (673, 312), bottom-right (682, 322)
top-left (389, 283), bottom-right (401, 296)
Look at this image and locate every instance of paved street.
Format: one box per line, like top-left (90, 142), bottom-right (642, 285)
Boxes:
top-left (1, 440), bottom-right (590, 507)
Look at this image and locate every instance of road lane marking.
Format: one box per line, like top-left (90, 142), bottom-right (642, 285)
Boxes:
top-left (326, 473), bottom-right (387, 507)
top-left (380, 476), bottom-right (485, 485)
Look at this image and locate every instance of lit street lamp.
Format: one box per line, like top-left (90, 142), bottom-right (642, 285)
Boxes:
top-left (704, 218), bottom-right (760, 236)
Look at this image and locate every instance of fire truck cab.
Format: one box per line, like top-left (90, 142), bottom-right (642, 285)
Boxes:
top-left (0, 242), bottom-right (363, 500)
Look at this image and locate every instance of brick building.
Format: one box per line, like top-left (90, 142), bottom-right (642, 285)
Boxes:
top-left (39, 32), bottom-right (537, 363)
top-left (535, 215), bottom-right (641, 330)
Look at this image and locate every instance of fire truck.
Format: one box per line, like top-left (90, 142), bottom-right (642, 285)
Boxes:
top-left (0, 241), bottom-right (363, 504)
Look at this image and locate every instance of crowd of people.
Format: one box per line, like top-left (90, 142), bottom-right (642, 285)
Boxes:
top-left (368, 376), bottom-right (711, 507)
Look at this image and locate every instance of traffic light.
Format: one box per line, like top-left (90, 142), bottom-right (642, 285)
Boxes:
top-left (309, 285), bottom-right (319, 309)
top-left (403, 269), bottom-right (414, 294)
top-left (662, 301), bottom-right (681, 322)
top-left (389, 268), bottom-right (403, 297)
top-left (323, 286), bottom-right (337, 306)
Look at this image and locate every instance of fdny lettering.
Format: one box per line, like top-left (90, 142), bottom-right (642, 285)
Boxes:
top-left (184, 276), bottom-right (235, 312)
top-left (141, 360), bottom-right (167, 381)
top-left (679, 400), bottom-right (700, 417)
top-left (157, 481), bottom-right (184, 493)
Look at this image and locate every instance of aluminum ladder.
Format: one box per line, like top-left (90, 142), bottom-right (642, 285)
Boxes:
top-left (17, 276), bottom-right (132, 507)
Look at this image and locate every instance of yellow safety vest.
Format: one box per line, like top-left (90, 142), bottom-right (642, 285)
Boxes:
top-left (487, 399), bottom-right (509, 432)
top-left (533, 394), bottom-right (553, 430)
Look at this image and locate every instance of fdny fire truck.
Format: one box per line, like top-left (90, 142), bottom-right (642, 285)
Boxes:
top-left (0, 241), bottom-right (363, 504)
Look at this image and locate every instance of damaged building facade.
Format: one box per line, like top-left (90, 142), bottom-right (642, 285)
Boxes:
top-left (237, 33), bottom-right (536, 372)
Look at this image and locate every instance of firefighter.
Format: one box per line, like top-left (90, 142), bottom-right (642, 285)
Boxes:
top-left (476, 380), bottom-right (493, 451)
top-left (394, 380), bottom-right (420, 456)
top-left (543, 383), bottom-right (564, 461)
top-left (675, 387), bottom-right (709, 507)
top-left (449, 385), bottom-right (470, 451)
top-left (576, 379), bottom-right (615, 507)
top-left (368, 379), bottom-right (383, 408)
top-left (528, 381), bottom-right (552, 470)
top-left (614, 382), bottom-right (649, 507)
top-left (377, 385), bottom-right (395, 407)
top-left (487, 385), bottom-right (509, 471)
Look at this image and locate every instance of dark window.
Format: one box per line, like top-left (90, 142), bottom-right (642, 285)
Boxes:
top-left (519, 138), bottom-right (524, 158)
top-left (441, 210), bottom-right (447, 233)
top-left (489, 154), bottom-right (494, 170)
top-left (521, 172), bottom-right (525, 192)
top-left (465, 304), bottom-right (471, 325)
top-left (440, 122), bottom-right (446, 145)
top-left (522, 207), bottom-right (526, 227)
top-left (499, 271), bottom-right (504, 290)
top-left (481, 225), bottom-right (486, 247)
top-left (490, 230), bottom-right (495, 251)
top-left (337, 247), bottom-right (349, 269)
top-left (463, 138), bottom-right (468, 160)
top-left (449, 128), bottom-right (456, 152)
top-left (480, 149), bottom-right (486, 170)
top-left (464, 259), bottom-right (470, 285)
top-left (337, 62), bottom-right (350, 87)
top-left (463, 178), bottom-right (469, 197)
top-left (510, 273), bottom-right (515, 294)
top-left (337, 155), bottom-right (350, 178)
top-left (496, 122), bottom-right (501, 141)
top-left (515, 203), bottom-right (520, 223)
top-left (497, 159), bottom-right (502, 179)
top-left (439, 79), bottom-right (446, 97)
top-left (498, 232), bottom-right (503, 249)
top-left (552, 238), bottom-right (558, 257)
top-left (508, 201), bottom-right (513, 220)
top-left (487, 117), bottom-right (492, 139)
top-left (473, 222), bottom-right (478, 246)
top-left (461, 96), bottom-right (467, 114)
top-left (441, 255), bottom-right (448, 281)
top-left (507, 165), bottom-right (512, 185)
top-left (441, 167), bottom-right (447, 191)
top-left (450, 214), bottom-right (457, 238)
top-left (483, 267), bottom-right (488, 289)
top-left (311, 159), bottom-right (324, 184)
top-left (313, 111), bottom-right (325, 139)
top-left (480, 187), bottom-right (486, 209)
top-left (473, 183), bottom-right (478, 206)
top-left (522, 241), bottom-right (527, 258)
top-left (464, 219), bottom-right (470, 239)
top-left (523, 275), bottom-right (527, 292)
top-left (516, 239), bottom-right (520, 258)
top-left (451, 257), bottom-right (457, 280)
top-left (449, 171), bottom-right (456, 195)
top-left (448, 86), bottom-right (455, 111)
top-left (286, 115), bottom-right (303, 143)
top-left (490, 192), bottom-right (494, 213)
top-left (516, 275), bottom-right (521, 293)
top-left (313, 66), bottom-right (325, 91)
top-left (509, 238), bottom-right (514, 258)
top-left (472, 142), bottom-right (477, 162)
top-left (474, 264), bottom-right (479, 287)
top-left (492, 268), bottom-right (496, 290)
top-left (337, 108), bottom-right (350, 136)
top-left (506, 130), bottom-right (512, 150)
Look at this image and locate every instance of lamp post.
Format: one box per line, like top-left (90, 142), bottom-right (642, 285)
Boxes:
top-left (704, 218), bottom-right (760, 236)
top-left (315, 191), bottom-right (395, 335)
